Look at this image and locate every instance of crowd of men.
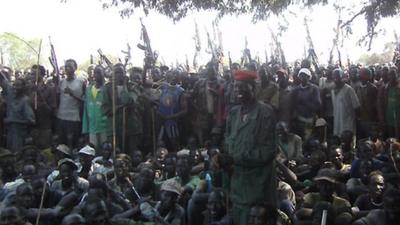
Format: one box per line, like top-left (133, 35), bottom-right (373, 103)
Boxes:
top-left (0, 54), bottom-right (399, 225)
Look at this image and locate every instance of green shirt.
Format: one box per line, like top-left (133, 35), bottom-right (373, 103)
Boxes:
top-left (225, 102), bottom-right (277, 206)
top-left (82, 84), bottom-right (111, 134)
top-left (385, 86), bottom-right (400, 126)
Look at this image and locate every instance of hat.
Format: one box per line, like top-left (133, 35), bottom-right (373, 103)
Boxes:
top-left (359, 68), bottom-right (371, 80)
top-left (161, 179), bottom-right (182, 196)
top-left (298, 68), bottom-right (312, 78)
top-left (78, 145), bottom-right (96, 156)
top-left (276, 68), bottom-right (288, 76)
top-left (333, 68), bottom-right (344, 78)
top-left (0, 148), bottom-right (14, 158)
top-left (315, 118), bottom-right (327, 127)
top-left (58, 158), bottom-right (79, 170)
top-left (314, 168), bottom-right (337, 183)
top-left (56, 144), bottom-right (71, 156)
top-left (233, 70), bottom-right (257, 81)
top-left (177, 149), bottom-right (190, 157)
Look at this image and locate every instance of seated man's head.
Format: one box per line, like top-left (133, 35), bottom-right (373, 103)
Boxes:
top-left (88, 173), bottom-right (108, 200)
top-left (328, 146), bottom-right (344, 169)
top-left (356, 140), bottom-right (374, 161)
top-left (383, 188), bottom-right (400, 223)
top-left (20, 146), bottom-right (38, 164)
top-left (132, 150), bottom-right (143, 168)
top-left (159, 179), bottom-right (181, 212)
top-left (367, 171), bottom-right (385, 202)
top-left (0, 150), bottom-right (16, 176)
top-left (275, 121), bottom-right (289, 140)
top-left (83, 199), bottom-right (109, 225)
top-left (101, 142), bottom-right (112, 160)
top-left (78, 145), bottom-right (96, 168)
top-left (61, 213), bottom-right (86, 225)
top-left (163, 153), bottom-right (177, 178)
top-left (207, 189), bottom-right (227, 222)
top-left (21, 164), bottom-right (37, 183)
top-left (15, 183), bottom-right (34, 208)
top-left (0, 207), bottom-right (26, 225)
top-left (176, 156), bottom-right (191, 179)
top-left (58, 158), bottom-right (79, 187)
top-left (31, 178), bottom-right (50, 205)
top-left (136, 166), bottom-right (155, 193)
top-left (248, 203), bottom-right (277, 225)
top-left (340, 130), bottom-right (353, 146)
top-left (314, 168), bottom-right (337, 199)
top-left (114, 154), bottom-right (131, 179)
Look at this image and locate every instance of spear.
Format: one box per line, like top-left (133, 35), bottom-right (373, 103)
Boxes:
top-left (34, 39), bottom-right (42, 110)
top-left (193, 20), bottom-right (201, 71)
top-left (0, 48), bottom-right (3, 65)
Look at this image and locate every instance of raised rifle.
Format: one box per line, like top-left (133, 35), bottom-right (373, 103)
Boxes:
top-left (304, 18), bottom-right (321, 72)
top-left (121, 43), bottom-right (131, 68)
top-left (48, 36), bottom-right (60, 79)
top-left (269, 27), bottom-right (287, 67)
top-left (97, 49), bottom-right (116, 157)
top-left (97, 49), bottom-right (113, 69)
top-left (193, 20), bottom-right (201, 71)
top-left (138, 18), bottom-right (157, 82)
top-left (206, 29), bottom-right (217, 63)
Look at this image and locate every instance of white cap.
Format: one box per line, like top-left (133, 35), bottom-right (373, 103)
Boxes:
top-left (298, 68), bottom-right (312, 78)
top-left (78, 145), bottom-right (96, 156)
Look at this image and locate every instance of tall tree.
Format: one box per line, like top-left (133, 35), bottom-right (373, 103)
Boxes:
top-left (0, 33), bottom-right (44, 70)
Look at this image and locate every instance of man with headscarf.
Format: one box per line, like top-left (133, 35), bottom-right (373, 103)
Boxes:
top-left (331, 69), bottom-right (360, 137)
top-left (357, 67), bottom-right (378, 139)
top-left (291, 68), bottom-right (321, 140)
top-left (225, 69), bottom-right (277, 225)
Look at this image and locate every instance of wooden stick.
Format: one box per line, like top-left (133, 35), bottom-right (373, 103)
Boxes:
top-left (152, 107), bottom-right (156, 157)
top-left (122, 106), bottom-right (126, 152)
top-left (321, 209), bottom-right (327, 225)
top-left (34, 39), bottom-right (43, 110)
top-left (112, 70), bottom-right (116, 158)
top-left (34, 181), bottom-right (47, 225)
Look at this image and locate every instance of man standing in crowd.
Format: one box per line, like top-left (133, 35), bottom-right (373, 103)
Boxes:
top-left (158, 71), bottom-right (187, 151)
top-left (56, 59), bottom-right (86, 148)
top-left (331, 68), bottom-right (360, 137)
top-left (192, 62), bottom-right (223, 144)
top-left (30, 64), bottom-right (57, 149)
top-left (82, 65), bottom-right (110, 150)
top-left (103, 64), bottom-right (143, 155)
top-left (291, 68), bottom-right (321, 140)
top-left (225, 69), bottom-right (277, 225)
top-left (379, 67), bottom-right (400, 138)
top-left (357, 67), bottom-right (378, 139)
top-left (0, 73), bottom-right (35, 152)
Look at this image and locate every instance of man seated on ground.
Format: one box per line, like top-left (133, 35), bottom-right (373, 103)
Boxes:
top-left (328, 146), bottom-right (351, 182)
top-left (3, 164), bottom-right (37, 193)
top-left (248, 203), bottom-right (291, 225)
top-left (202, 189), bottom-right (231, 225)
top-left (0, 206), bottom-right (32, 225)
top-left (51, 158), bottom-right (89, 196)
top-left (77, 145), bottom-right (96, 180)
top-left (91, 142), bottom-right (113, 179)
top-left (352, 171), bottom-right (385, 218)
top-left (352, 188), bottom-right (400, 225)
top-left (61, 214), bottom-right (86, 225)
top-left (296, 168), bottom-right (352, 225)
top-left (276, 121), bottom-right (303, 163)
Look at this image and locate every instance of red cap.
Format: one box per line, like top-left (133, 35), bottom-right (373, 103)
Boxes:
top-left (233, 70), bottom-right (257, 81)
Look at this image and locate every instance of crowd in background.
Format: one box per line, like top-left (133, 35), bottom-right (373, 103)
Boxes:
top-left (0, 54), bottom-right (399, 225)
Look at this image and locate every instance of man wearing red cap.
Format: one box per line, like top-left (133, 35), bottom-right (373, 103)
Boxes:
top-left (225, 69), bottom-right (277, 225)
